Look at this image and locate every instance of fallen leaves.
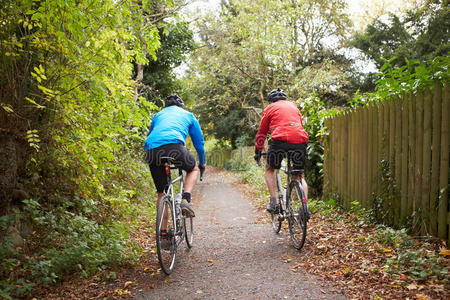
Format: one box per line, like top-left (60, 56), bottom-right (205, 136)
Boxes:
top-left (123, 281), bottom-right (133, 289)
top-left (282, 212), bottom-right (450, 300)
top-left (406, 283), bottom-right (418, 290)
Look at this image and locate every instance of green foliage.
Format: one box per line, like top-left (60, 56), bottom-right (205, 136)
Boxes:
top-left (0, 156), bottom-right (155, 298)
top-left (142, 20), bottom-right (196, 104)
top-left (349, 55), bottom-right (449, 107)
top-left (351, 1), bottom-right (449, 70)
top-left (375, 227), bottom-right (449, 281)
top-left (189, 0), bottom-right (353, 147)
top-left (308, 198), bottom-right (338, 217)
top-left (0, 0), bottom-right (187, 298)
top-left (350, 1), bottom-right (449, 90)
top-left (374, 56), bottom-right (449, 99)
top-left (298, 95), bottom-right (339, 196)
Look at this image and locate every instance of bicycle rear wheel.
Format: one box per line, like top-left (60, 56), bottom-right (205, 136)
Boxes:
top-left (156, 195), bottom-right (176, 274)
top-left (287, 181), bottom-right (308, 250)
top-left (184, 215), bottom-right (194, 248)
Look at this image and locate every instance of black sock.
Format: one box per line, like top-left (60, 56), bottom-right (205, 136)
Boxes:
top-left (182, 192), bottom-right (191, 203)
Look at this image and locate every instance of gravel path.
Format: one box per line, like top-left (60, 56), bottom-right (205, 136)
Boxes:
top-left (135, 169), bottom-right (347, 299)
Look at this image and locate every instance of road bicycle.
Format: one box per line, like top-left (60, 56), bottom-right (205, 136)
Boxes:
top-left (155, 157), bottom-right (203, 274)
top-left (260, 152), bottom-right (310, 250)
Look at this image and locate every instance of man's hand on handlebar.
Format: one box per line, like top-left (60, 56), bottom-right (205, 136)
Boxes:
top-left (254, 148), bottom-right (262, 165)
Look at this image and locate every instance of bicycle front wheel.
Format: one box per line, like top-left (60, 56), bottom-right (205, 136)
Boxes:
top-left (287, 181), bottom-right (308, 250)
top-left (156, 195), bottom-right (176, 275)
top-left (184, 215), bottom-right (194, 248)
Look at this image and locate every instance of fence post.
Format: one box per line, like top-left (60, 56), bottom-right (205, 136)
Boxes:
top-left (377, 102), bottom-right (385, 217)
top-left (344, 113), bottom-right (349, 201)
top-left (349, 111), bottom-right (355, 207)
top-left (415, 90), bottom-right (424, 234)
top-left (328, 118), bottom-right (335, 195)
top-left (422, 87), bottom-right (432, 234)
top-left (438, 83), bottom-right (449, 242)
top-left (394, 96), bottom-right (402, 226)
top-left (408, 91), bottom-right (416, 224)
top-left (356, 109), bottom-right (362, 207)
top-left (388, 98), bottom-right (396, 225)
top-left (338, 115), bottom-right (344, 199)
top-left (361, 107), bottom-right (368, 208)
top-left (401, 94), bottom-right (409, 225)
top-left (323, 118), bottom-right (330, 196)
top-left (430, 82), bottom-right (442, 236)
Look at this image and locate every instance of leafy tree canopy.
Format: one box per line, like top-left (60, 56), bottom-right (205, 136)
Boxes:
top-left (187, 0), bottom-right (354, 147)
top-left (141, 20), bottom-right (195, 106)
top-left (351, 0), bottom-right (449, 70)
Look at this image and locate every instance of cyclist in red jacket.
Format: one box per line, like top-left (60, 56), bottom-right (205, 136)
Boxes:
top-left (254, 88), bottom-right (309, 213)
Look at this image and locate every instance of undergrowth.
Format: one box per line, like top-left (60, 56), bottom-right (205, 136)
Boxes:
top-left (0, 160), bottom-right (156, 299)
top-left (309, 197), bottom-right (449, 284)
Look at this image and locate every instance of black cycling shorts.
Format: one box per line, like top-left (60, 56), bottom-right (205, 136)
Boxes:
top-left (146, 143), bottom-right (196, 193)
top-left (267, 140), bottom-right (307, 171)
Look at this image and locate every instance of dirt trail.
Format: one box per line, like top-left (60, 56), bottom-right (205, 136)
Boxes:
top-left (135, 168), bottom-right (346, 299)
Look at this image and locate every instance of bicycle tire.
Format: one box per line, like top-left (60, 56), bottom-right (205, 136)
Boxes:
top-left (184, 215), bottom-right (194, 248)
top-left (156, 195), bottom-right (176, 274)
top-left (270, 208), bottom-right (282, 233)
top-left (287, 181), bottom-right (308, 250)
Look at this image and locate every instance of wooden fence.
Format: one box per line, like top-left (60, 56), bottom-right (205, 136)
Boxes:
top-left (324, 83), bottom-right (449, 241)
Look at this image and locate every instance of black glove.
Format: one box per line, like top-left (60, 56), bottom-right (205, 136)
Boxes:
top-left (254, 149), bottom-right (262, 164)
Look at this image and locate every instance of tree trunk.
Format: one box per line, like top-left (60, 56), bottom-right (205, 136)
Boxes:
top-left (0, 134), bottom-right (19, 213)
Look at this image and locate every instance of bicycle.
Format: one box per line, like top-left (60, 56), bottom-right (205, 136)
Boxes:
top-left (155, 157), bottom-right (203, 274)
top-left (260, 152), bottom-right (310, 250)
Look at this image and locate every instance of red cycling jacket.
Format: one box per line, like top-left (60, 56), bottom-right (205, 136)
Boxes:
top-left (255, 100), bottom-right (309, 150)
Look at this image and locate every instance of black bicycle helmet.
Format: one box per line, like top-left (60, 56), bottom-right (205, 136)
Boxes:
top-left (268, 88), bottom-right (287, 102)
top-left (165, 94), bottom-right (185, 108)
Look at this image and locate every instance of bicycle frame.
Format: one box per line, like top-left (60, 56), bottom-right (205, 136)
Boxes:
top-left (260, 151), bottom-right (308, 249)
top-left (163, 164), bottom-right (185, 241)
top-left (275, 157), bottom-right (295, 220)
top-left (164, 166), bottom-right (184, 200)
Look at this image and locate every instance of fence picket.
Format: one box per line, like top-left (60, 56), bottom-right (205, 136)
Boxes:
top-left (430, 83), bottom-right (442, 236)
top-left (323, 82), bottom-right (448, 242)
top-left (438, 84), bottom-right (449, 240)
top-left (350, 112), bottom-right (356, 207)
top-left (394, 97), bottom-right (402, 226)
top-left (388, 99), bottom-right (396, 225)
top-left (422, 88), bottom-right (432, 234)
top-left (408, 91), bottom-right (416, 223)
top-left (401, 94), bottom-right (409, 224)
top-left (415, 90), bottom-right (424, 233)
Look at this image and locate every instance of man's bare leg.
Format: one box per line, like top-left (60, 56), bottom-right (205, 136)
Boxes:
top-left (156, 192), bottom-right (167, 230)
top-left (294, 174), bottom-right (308, 199)
top-left (184, 165), bottom-right (199, 194)
top-left (265, 165), bottom-right (277, 198)
top-left (179, 165), bottom-right (199, 216)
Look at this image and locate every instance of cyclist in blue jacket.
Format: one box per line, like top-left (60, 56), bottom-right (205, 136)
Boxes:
top-left (145, 94), bottom-right (206, 217)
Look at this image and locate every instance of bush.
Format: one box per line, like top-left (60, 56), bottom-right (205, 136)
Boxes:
top-left (298, 95), bottom-right (338, 197)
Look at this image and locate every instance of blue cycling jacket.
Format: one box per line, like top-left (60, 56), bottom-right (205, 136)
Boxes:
top-left (144, 106), bottom-right (206, 165)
